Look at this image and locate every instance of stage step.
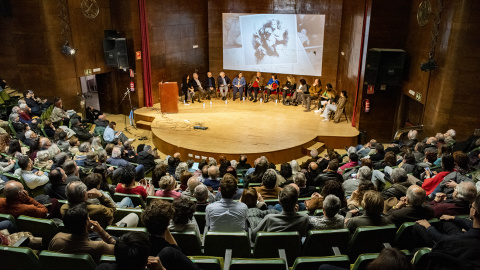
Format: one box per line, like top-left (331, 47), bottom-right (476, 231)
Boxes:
top-left (302, 141), bottom-right (325, 156)
top-left (136, 120), bottom-right (152, 131)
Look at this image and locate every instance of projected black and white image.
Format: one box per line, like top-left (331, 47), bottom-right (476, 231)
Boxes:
top-left (223, 13), bottom-right (325, 76)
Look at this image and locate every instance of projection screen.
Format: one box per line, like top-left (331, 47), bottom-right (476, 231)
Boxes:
top-left (223, 13), bottom-right (325, 76)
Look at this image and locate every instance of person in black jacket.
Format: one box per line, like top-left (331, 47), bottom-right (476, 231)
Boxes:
top-left (71, 118), bottom-right (93, 141)
top-left (24, 90), bottom-right (45, 117)
top-left (314, 160), bottom-right (343, 189)
top-left (44, 168), bottom-right (67, 200)
top-left (381, 168), bottom-right (412, 200)
top-left (137, 145), bottom-right (158, 173)
top-left (181, 74), bottom-right (194, 104)
top-left (204, 72), bottom-right (216, 100)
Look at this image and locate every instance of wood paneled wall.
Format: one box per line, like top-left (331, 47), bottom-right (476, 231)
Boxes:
top-left (207, 0), bottom-right (343, 90)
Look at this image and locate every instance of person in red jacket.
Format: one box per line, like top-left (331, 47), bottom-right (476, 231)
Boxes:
top-left (0, 181), bottom-right (48, 218)
top-left (422, 154), bottom-right (455, 196)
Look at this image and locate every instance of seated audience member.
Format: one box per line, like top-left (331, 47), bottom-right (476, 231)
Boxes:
top-left (95, 114), bottom-right (110, 128)
top-left (381, 168), bottom-right (412, 200)
top-left (85, 106), bottom-right (102, 123)
top-left (370, 143), bottom-right (386, 162)
top-left (194, 184), bottom-right (210, 212)
top-left (215, 173), bottom-right (244, 201)
top-left (251, 184), bottom-right (312, 240)
top-left (56, 131), bottom-right (69, 151)
top-left (179, 171), bottom-right (191, 191)
top-left (278, 163), bottom-right (293, 186)
top-left (431, 151), bottom-right (473, 199)
top-left (306, 162), bottom-right (321, 186)
top-left (347, 180), bottom-right (376, 209)
top-left (168, 196), bottom-right (201, 238)
top-left (429, 181), bottom-right (476, 218)
top-left (254, 169), bottom-right (282, 199)
top-left (203, 165), bottom-right (221, 190)
top-left (300, 149), bottom-right (319, 169)
top-left (43, 119), bottom-right (56, 138)
top-left (314, 160), bottom-right (343, 188)
top-left (96, 232), bottom-right (166, 270)
top-left (141, 199), bottom-right (199, 269)
top-left (206, 175), bottom-right (247, 232)
top-left (104, 122), bottom-right (133, 144)
top-left (15, 155), bottom-right (49, 189)
top-left (137, 145), bottom-right (158, 173)
top-left (63, 160), bottom-right (82, 183)
top-left (342, 166), bottom-right (372, 197)
top-left (24, 90), bottom-right (44, 117)
top-left (387, 185), bottom-right (434, 227)
top-left (354, 139), bottom-right (377, 159)
top-left (416, 193), bottom-right (480, 269)
top-left (0, 158), bottom-right (15, 174)
top-left (338, 153), bottom-right (359, 175)
top-left (49, 204), bottom-right (115, 263)
top-left (68, 136), bottom-right (80, 154)
top-left (294, 172), bottom-right (315, 197)
top-left (151, 163), bottom-right (167, 189)
top-left (174, 162), bottom-right (188, 181)
top-left (44, 168), bottom-right (68, 200)
top-left (241, 187), bottom-right (279, 229)
top-left (237, 155), bottom-right (252, 170)
top-left (182, 176), bottom-right (201, 198)
top-left (108, 146), bottom-right (145, 181)
top-left (115, 164), bottom-right (153, 200)
top-left (155, 175), bottom-right (181, 199)
top-left (71, 118), bottom-right (93, 141)
top-left (74, 142), bottom-right (90, 167)
top-left (306, 180), bottom-right (347, 214)
top-left (345, 190), bottom-right (392, 234)
top-left (245, 158), bottom-right (269, 186)
top-left (309, 195), bottom-right (345, 230)
top-left (0, 181), bottom-right (48, 218)
top-left (413, 142), bottom-right (426, 163)
top-left (166, 157), bottom-right (177, 176)
top-left (34, 150), bottom-right (53, 170)
top-left (50, 97), bottom-right (71, 126)
top-left (62, 181), bottom-right (138, 228)
top-left (422, 154), bottom-right (455, 196)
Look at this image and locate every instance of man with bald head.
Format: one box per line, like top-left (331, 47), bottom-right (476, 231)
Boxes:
top-left (429, 181), bottom-right (477, 218)
top-left (387, 185), bottom-right (434, 227)
top-left (204, 165), bottom-right (221, 190)
top-left (0, 181), bottom-right (48, 218)
top-left (183, 176), bottom-right (214, 202)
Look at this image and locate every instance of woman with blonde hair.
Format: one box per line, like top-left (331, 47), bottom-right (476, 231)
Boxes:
top-left (315, 83), bottom-right (337, 113)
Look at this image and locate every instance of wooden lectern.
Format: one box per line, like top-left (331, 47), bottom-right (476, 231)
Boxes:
top-left (159, 82), bottom-right (179, 113)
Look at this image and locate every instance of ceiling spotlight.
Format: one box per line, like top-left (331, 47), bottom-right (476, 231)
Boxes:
top-left (62, 42), bottom-right (76, 56)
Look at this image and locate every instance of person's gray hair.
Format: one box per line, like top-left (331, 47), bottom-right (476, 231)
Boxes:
top-left (48, 144), bottom-right (61, 159)
top-left (391, 168), bottom-right (408, 183)
top-left (19, 104), bottom-right (28, 110)
top-left (310, 149), bottom-right (319, 158)
top-left (187, 176), bottom-right (200, 192)
top-left (406, 186), bottom-right (426, 206)
top-left (408, 130), bottom-right (418, 140)
top-left (347, 146), bottom-right (356, 155)
top-left (17, 100), bottom-right (26, 105)
top-left (143, 144), bottom-right (152, 152)
top-left (91, 137), bottom-right (102, 150)
top-left (259, 156), bottom-right (269, 165)
top-left (293, 172), bottom-right (306, 187)
top-left (290, 160), bottom-right (300, 174)
top-left (194, 184), bottom-right (209, 202)
top-left (79, 142), bottom-right (91, 153)
top-left (66, 181), bottom-right (87, 204)
top-left (208, 165), bottom-right (219, 179)
top-left (111, 146), bottom-right (121, 158)
top-left (97, 149), bottom-right (107, 162)
top-left (208, 159), bottom-right (217, 166)
top-left (25, 130), bottom-right (34, 139)
top-left (9, 113), bottom-right (19, 122)
top-left (36, 150), bottom-right (50, 161)
top-left (12, 106), bottom-right (20, 113)
top-left (456, 181), bottom-right (477, 202)
top-left (230, 159), bottom-right (238, 168)
top-left (446, 129), bottom-right (456, 138)
top-left (175, 162), bottom-right (189, 179)
top-left (262, 169), bottom-right (278, 188)
top-left (323, 194), bottom-right (341, 218)
top-left (186, 159), bottom-right (194, 169)
top-left (357, 166), bottom-right (372, 181)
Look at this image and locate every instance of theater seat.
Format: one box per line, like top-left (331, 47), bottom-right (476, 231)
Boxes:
top-left (112, 193), bottom-right (146, 208)
top-left (194, 212), bottom-right (206, 234)
top-left (291, 256), bottom-right (350, 270)
top-left (105, 226), bottom-right (148, 237)
top-left (99, 255), bottom-right (116, 264)
top-left (412, 247), bottom-right (431, 269)
top-left (16, 215), bottom-right (59, 248)
top-left (350, 253), bottom-right (379, 270)
top-left (229, 258), bottom-right (287, 270)
top-left (302, 229), bottom-right (350, 256)
top-left (0, 246), bottom-right (42, 270)
top-left (0, 213), bottom-right (16, 226)
top-left (39, 251), bottom-right (96, 270)
top-left (347, 225), bottom-right (396, 260)
top-left (204, 231), bottom-right (251, 258)
top-left (171, 230), bottom-right (203, 256)
top-left (253, 231), bottom-right (301, 266)
top-left (189, 256), bottom-right (223, 270)
top-left (113, 208), bottom-right (144, 227)
top-left (395, 219), bottom-right (439, 250)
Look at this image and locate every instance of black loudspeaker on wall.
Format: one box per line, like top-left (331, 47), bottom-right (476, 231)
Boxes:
top-left (103, 33), bottom-right (129, 70)
top-left (364, 48), bottom-right (405, 85)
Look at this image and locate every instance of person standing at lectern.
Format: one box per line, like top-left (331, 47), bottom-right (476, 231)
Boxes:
top-left (248, 72), bottom-right (264, 102)
top-left (232, 72), bottom-right (246, 101)
top-left (217, 72), bottom-right (231, 101)
top-left (191, 73), bottom-right (205, 103)
top-left (181, 74), bottom-right (195, 104)
top-left (205, 72), bottom-right (216, 100)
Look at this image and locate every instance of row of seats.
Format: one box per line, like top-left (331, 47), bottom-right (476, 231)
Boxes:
top-left (0, 244), bottom-right (432, 270)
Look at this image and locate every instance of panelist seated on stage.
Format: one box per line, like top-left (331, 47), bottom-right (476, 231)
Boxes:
top-left (264, 74), bottom-right (279, 103)
top-left (248, 72), bottom-right (264, 102)
top-left (181, 74), bottom-right (195, 104)
top-left (303, 78), bottom-right (322, 112)
top-left (204, 72), bottom-right (216, 100)
top-left (191, 73), bottom-right (205, 103)
top-left (217, 72), bottom-right (231, 101)
top-left (281, 75), bottom-right (296, 105)
top-left (321, 90), bottom-right (347, 122)
top-left (292, 79), bottom-right (307, 107)
top-left (232, 72), bottom-right (246, 101)
top-left (315, 83), bottom-right (337, 113)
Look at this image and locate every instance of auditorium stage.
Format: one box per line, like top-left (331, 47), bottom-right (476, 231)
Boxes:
top-left (134, 100), bottom-right (359, 164)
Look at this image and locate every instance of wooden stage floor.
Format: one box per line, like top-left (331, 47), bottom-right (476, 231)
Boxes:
top-left (134, 100), bottom-right (359, 164)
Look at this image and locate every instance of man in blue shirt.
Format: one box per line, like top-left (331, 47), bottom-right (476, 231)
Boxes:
top-left (232, 72), bottom-right (246, 101)
top-left (203, 165), bottom-right (220, 190)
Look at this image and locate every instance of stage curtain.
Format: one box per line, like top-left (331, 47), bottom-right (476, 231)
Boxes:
top-left (138, 0), bottom-right (153, 107)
